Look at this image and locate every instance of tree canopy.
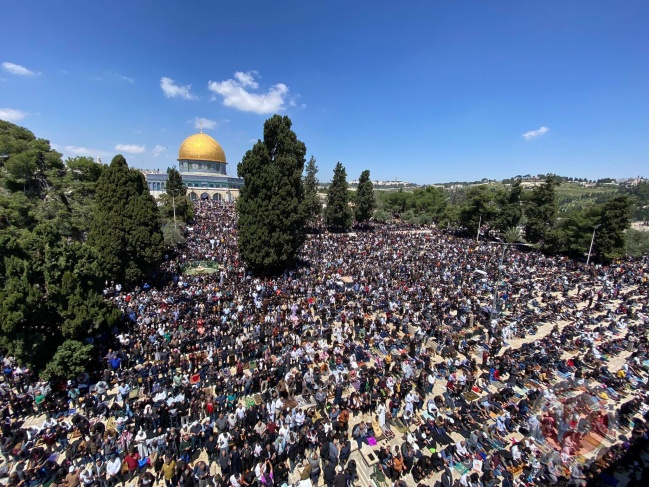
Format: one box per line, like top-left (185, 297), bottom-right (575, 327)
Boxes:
top-left (354, 169), bottom-right (376, 223)
top-left (0, 121), bottom-right (119, 372)
top-left (88, 154), bottom-right (164, 285)
top-left (325, 162), bottom-right (353, 230)
top-left (236, 115), bottom-right (308, 274)
top-left (303, 155), bottom-right (321, 224)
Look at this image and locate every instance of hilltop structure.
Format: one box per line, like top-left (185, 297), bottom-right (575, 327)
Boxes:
top-left (145, 130), bottom-right (243, 201)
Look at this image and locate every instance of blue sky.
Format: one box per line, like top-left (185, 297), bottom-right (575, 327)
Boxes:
top-left (1, 1), bottom-right (647, 183)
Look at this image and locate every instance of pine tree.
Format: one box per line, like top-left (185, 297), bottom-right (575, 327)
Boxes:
top-left (325, 162), bottom-right (353, 230)
top-left (166, 167), bottom-right (187, 197)
top-left (524, 175), bottom-right (560, 244)
top-left (236, 115), bottom-right (307, 274)
top-left (595, 195), bottom-right (631, 262)
top-left (303, 155), bottom-right (321, 223)
top-left (354, 169), bottom-right (376, 223)
top-left (88, 155), bottom-right (163, 284)
top-left (159, 167), bottom-right (192, 225)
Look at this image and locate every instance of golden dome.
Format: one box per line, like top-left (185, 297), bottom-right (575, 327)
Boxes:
top-left (178, 132), bottom-right (226, 163)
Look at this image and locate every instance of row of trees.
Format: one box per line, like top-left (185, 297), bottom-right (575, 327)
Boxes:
top-left (0, 121), bottom-right (165, 376)
top-left (236, 115), bottom-right (376, 274)
top-left (376, 176), bottom-right (635, 261)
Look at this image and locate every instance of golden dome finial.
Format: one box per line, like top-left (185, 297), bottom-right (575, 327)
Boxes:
top-left (199, 121), bottom-right (203, 134)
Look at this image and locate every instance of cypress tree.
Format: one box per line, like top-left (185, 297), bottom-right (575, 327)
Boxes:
top-left (354, 169), bottom-right (376, 223)
top-left (236, 115), bottom-right (307, 274)
top-left (303, 155), bottom-right (321, 223)
top-left (325, 162), bottom-right (353, 230)
top-left (88, 154), bottom-right (163, 284)
top-left (166, 166), bottom-right (187, 197)
top-left (159, 167), bottom-right (192, 224)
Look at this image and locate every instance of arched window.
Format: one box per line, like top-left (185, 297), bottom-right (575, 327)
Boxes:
top-left (200, 192), bottom-right (210, 200)
top-left (189, 192), bottom-right (197, 201)
top-left (214, 193), bottom-right (222, 202)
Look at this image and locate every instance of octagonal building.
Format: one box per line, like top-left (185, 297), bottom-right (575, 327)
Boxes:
top-left (145, 129), bottom-right (244, 202)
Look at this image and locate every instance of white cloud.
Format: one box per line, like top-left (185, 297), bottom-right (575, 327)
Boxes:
top-left (234, 71), bottom-right (259, 88)
top-left (152, 145), bottom-right (167, 157)
top-left (0, 108), bottom-right (27, 122)
top-left (208, 71), bottom-right (289, 114)
top-left (2, 62), bottom-right (36, 76)
top-left (160, 76), bottom-right (197, 100)
top-left (522, 126), bottom-right (549, 140)
top-left (116, 73), bottom-right (135, 83)
top-left (63, 145), bottom-right (110, 157)
top-left (193, 117), bottom-right (218, 130)
top-left (115, 144), bottom-right (146, 154)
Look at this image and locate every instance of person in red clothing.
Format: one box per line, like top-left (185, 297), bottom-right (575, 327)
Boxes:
top-left (123, 450), bottom-right (141, 482)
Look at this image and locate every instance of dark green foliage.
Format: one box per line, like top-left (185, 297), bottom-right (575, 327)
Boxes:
top-left (500, 226), bottom-right (525, 244)
top-left (44, 340), bottom-right (95, 380)
top-left (551, 207), bottom-right (600, 256)
top-left (355, 169), bottom-right (376, 223)
top-left (524, 175), bottom-right (560, 244)
top-left (66, 156), bottom-right (103, 182)
top-left (459, 185), bottom-right (504, 235)
top-left (621, 182), bottom-right (649, 221)
top-left (88, 155), bottom-right (163, 284)
top-left (303, 156), bottom-right (321, 223)
top-left (325, 162), bottom-right (353, 230)
top-left (166, 166), bottom-right (187, 197)
top-left (237, 115), bottom-right (308, 274)
top-left (162, 222), bottom-right (186, 247)
top-left (594, 195), bottom-right (631, 261)
top-left (0, 121), bottom-right (119, 371)
top-left (494, 179), bottom-right (523, 231)
top-left (625, 229), bottom-right (649, 257)
top-left (158, 168), bottom-right (192, 226)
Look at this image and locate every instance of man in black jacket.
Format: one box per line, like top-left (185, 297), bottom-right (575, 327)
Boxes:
top-left (323, 459), bottom-right (336, 487)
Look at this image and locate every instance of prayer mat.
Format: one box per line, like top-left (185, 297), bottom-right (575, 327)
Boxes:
top-left (245, 397), bottom-right (256, 408)
top-left (381, 426), bottom-right (395, 441)
top-left (352, 381), bottom-right (361, 391)
top-left (254, 394), bottom-right (262, 406)
top-left (463, 391), bottom-right (480, 402)
top-left (391, 418), bottom-right (408, 434)
top-left (412, 415), bottom-right (422, 427)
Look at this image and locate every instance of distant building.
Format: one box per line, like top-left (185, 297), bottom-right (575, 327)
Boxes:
top-left (145, 130), bottom-right (244, 202)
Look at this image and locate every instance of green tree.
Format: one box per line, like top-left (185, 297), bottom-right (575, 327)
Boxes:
top-left (594, 195), bottom-right (631, 262)
top-left (66, 156), bottom-right (103, 182)
top-left (0, 121), bottom-right (118, 370)
top-left (500, 226), bottom-right (525, 243)
top-left (459, 185), bottom-right (502, 235)
top-left (494, 179), bottom-right (524, 230)
top-left (354, 169), bottom-right (376, 223)
top-left (237, 115), bottom-right (308, 274)
top-left (44, 340), bottom-right (95, 380)
top-left (88, 155), bottom-right (163, 284)
top-left (625, 229), bottom-right (649, 257)
top-left (166, 166), bottom-right (187, 197)
top-left (524, 175), bottom-right (560, 244)
top-left (325, 162), bottom-right (353, 230)
top-left (303, 155), bottom-right (321, 224)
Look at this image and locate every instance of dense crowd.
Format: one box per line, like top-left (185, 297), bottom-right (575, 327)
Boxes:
top-left (1, 201), bottom-right (649, 487)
